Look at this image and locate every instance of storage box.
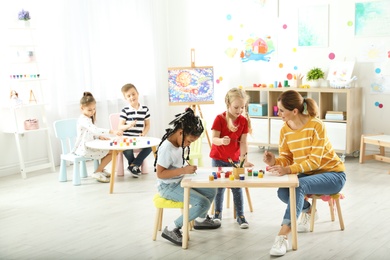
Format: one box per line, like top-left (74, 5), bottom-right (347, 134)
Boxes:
top-left (248, 103), bottom-right (267, 116)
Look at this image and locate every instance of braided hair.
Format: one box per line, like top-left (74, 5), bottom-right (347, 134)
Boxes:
top-left (154, 107), bottom-right (204, 171)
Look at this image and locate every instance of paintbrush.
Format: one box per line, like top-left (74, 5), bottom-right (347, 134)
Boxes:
top-left (186, 160), bottom-right (197, 175)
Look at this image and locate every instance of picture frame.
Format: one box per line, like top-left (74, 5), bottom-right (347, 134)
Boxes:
top-left (167, 66), bottom-right (214, 105)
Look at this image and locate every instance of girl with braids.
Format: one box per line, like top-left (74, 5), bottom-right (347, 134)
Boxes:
top-left (155, 107), bottom-right (221, 246)
top-left (265, 90), bottom-right (345, 256)
top-left (73, 92), bottom-right (123, 183)
top-left (210, 87), bottom-right (254, 229)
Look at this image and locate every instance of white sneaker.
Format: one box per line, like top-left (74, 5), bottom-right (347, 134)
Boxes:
top-left (91, 172), bottom-right (110, 183)
top-left (101, 169), bottom-right (111, 178)
top-left (270, 235), bottom-right (289, 256)
top-left (298, 210), bottom-right (319, 233)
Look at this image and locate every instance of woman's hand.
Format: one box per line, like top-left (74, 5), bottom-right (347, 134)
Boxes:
top-left (99, 135), bottom-right (110, 140)
top-left (266, 165), bottom-right (291, 176)
top-left (263, 150), bottom-right (275, 166)
top-left (183, 165), bottom-right (197, 174)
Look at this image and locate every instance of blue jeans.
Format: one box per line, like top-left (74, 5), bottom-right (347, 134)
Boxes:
top-left (158, 181), bottom-right (217, 228)
top-left (277, 171), bottom-right (346, 226)
top-left (212, 159), bottom-right (244, 218)
top-left (123, 147), bottom-right (152, 168)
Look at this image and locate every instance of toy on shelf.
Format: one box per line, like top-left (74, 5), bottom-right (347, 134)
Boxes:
top-left (9, 90), bottom-right (23, 107)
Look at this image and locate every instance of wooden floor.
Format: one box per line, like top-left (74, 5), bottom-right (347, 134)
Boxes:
top-left (1, 146), bottom-right (390, 260)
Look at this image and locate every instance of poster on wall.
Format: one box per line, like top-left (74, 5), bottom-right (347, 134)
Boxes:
top-left (355, 1), bottom-right (390, 37)
top-left (167, 67), bottom-right (214, 105)
top-left (298, 5), bottom-right (329, 47)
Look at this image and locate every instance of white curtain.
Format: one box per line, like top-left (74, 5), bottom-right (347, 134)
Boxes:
top-left (0, 0), bottom-right (170, 172)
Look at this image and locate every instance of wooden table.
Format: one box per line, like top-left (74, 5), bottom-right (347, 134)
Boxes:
top-left (86, 137), bottom-right (160, 193)
top-left (360, 134), bottom-right (390, 174)
top-left (181, 168), bottom-right (299, 250)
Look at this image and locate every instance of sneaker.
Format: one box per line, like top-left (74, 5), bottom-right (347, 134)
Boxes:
top-left (270, 235), bottom-right (289, 256)
top-left (130, 165), bottom-right (141, 178)
top-left (91, 172), bottom-right (110, 183)
top-left (237, 215), bottom-right (249, 229)
top-left (161, 226), bottom-right (182, 246)
top-left (101, 169), bottom-right (111, 178)
top-left (213, 211), bottom-right (222, 224)
top-left (298, 210), bottom-right (319, 233)
top-left (194, 215), bottom-right (221, 230)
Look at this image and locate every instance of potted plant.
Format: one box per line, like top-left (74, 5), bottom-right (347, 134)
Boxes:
top-left (306, 67), bottom-right (325, 87)
top-left (18, 9), bottom-right (31, 27)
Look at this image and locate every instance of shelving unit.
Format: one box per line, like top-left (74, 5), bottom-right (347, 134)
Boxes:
top-left (2, 21), bottom-right (55, 178)
top-left (245, 87), bottom-right (362, 158)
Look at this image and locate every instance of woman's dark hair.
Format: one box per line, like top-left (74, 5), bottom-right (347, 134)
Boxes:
top-left (154, 107), bottom-right (204, 170)
top-left (277, 90), bottom-right (318, 117)
top-left (80, 91), bottom-right (97, 123)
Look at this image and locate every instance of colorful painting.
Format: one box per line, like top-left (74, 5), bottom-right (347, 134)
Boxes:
top-left (168, 67), bottom-right (214, 105)
top-left (355, 1), bottom-right (390, 37)
top-left (298, 5), bottom-right (329, 47)
top-left (240, 36), bottom-right (275, 62)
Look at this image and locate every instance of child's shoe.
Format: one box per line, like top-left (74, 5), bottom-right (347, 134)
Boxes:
top-left (237, 215), bottom-right (249, 229)
top-left (161, 226), bottom-right (182, 246)
top-left (101, 169), bottom-right (111, 178)
top-left (194, 215), bottom-right (221, 230)
top-left (213, 211), bottom-right (222, 224)
top-left (91, 172), bottom-right (110, 183)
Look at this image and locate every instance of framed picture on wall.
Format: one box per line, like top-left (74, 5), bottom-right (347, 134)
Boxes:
top-left (167, 66), bottom-right (214, 105)
top-left (355, 1), bottom-right (390, 37)
top-left (298, 4), bottom-right (329, 47)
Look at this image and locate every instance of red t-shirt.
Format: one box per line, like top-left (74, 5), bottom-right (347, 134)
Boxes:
top-left (209, 112), bottom-right (248, 162)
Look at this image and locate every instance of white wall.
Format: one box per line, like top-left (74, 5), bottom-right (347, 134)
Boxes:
top-left (1, 0), bottom-right (390, 177)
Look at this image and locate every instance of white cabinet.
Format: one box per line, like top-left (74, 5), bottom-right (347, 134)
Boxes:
top-left (247, 118), bottom-right (268, 144)
top-left (324, 122), bottom-right (347, 151)
top-left (245, 87), bottom-right (362, 155)
top-left (2, 22), bottom-right (54, 178)
top-left (270, 119), bottom-right (284, 146)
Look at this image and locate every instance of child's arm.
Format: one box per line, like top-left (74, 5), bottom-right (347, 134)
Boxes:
top-left (118, 118), bottom-right (137, 131)
top-left (239, 134), bottom-right (254, 167)
top-left (212, 129), bottom-right (230, 146)
top-left (156, 164), bottom-right (196, 179)
top-left (141, 118), bottom-right (150, 136)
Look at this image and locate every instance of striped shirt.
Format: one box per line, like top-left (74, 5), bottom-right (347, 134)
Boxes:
top-left (275, 117), bottom-right (345, 175)
top-left (120, 103), bottom-right (150, 137)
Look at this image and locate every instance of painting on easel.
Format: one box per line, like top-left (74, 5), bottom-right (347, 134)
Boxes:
top-left (168, 66), bottom-right (214, 105)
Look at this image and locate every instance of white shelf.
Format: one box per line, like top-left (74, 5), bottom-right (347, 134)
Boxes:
top-left (4, 25), bottom-right (54, 178)
top-left (244, 87), bottom-right (362, 155)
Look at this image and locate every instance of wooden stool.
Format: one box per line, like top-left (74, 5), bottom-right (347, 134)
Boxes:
top-left (211, 187), bottom-right (253, 218)
top-left (152, 193), bottom-right (193, 241)
top-left (306, 193), bottom-right (345, 232)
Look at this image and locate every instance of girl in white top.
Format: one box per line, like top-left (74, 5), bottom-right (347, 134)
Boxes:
top-left (73, 92), bottom-right (122, 183)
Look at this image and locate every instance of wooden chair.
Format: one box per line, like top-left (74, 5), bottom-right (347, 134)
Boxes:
top-left (305, 193), bottom-right (345, 232)
top-left (152, 193), bottom-right (193, 241)
top-left (188, 119), bottom-right (206, 167)
top-left (108, 113), bottom-right (149, 175)
top-left (53, 118), bottom-right (99, 186)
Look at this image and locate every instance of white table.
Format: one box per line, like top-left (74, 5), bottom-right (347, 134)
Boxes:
top-left (86, 136), bottom-right (160, 193)
top-left (181, 168), bottom-right (299, 250)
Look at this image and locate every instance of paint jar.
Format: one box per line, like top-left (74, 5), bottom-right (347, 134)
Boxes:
top-left (229, 174), bottom-right (235, 181)
top-left (239, 174), bottom-right (245, 180)
top-left (253, 170), bottom-right (258, 177)
top-left (209, 175), bottom-right (214, 181)
top-left (247, 168), bottom-right (253, 176)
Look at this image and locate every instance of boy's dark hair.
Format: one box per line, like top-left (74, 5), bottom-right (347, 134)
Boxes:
top-left (154, 107), bottom-right (204, 171)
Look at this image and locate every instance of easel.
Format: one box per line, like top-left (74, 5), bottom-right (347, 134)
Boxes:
top-left (189, 48), bottom-right (212, 149)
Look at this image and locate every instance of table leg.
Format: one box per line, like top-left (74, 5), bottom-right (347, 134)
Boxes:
top-left (182, 187), bottom-right (190, 249)
top-left (109, 151), bottom-right (118, 194)
top-left (290, 186), bottom-right (298, 250)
